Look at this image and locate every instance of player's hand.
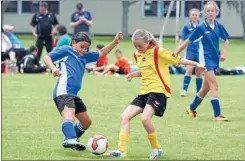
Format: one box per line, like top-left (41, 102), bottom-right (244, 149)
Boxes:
top-left (52, 68), bottom-right (61, 77)
top-left (196, 63), bottom-right (206, 70)
top-left (33, 33), bottom-right (38, 40)
top-left (113, 32), bottom-right (123, 44)
top-left (220, 54), bottom-right (226, 61)
top-left (126, 73), bottom-right (134, 82)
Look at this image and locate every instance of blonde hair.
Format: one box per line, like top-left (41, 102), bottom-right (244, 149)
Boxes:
top-left (189, 8), bottom-right (200, 17)
top-left (131, 29), bottom-right (154, 43)
top-left (132, 29), bottom-right (160, 47)
top-left (203, 1), bottom-right (220, 17)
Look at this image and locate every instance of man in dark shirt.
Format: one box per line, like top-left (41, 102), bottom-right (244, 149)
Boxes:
top-left (70, 3), bottom-right (93, 35)
top-left (18, 46), bottom-right (47, 74)
top-left (30, 2), bottom-right (59, 60)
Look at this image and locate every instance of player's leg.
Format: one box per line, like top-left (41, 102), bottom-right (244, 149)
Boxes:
top-left (106, 96), bottom-right (145, 157)
top-left (195, 67), bottom-right (204, 93)
top-left (54, 95), bottom-right (86, 150)
top-left (74, 97), bottom-right (91, 140)
top-left (142, 93), bottom-right (165, 159)
top-left (44, 38), bottom-right (53, 53)
top-left (101, 64), bottom-right (119, 75)
top-left (186, 74), bottom-right (210, 118)
top-left (35, 39), bottom-right (44, 60)
top-left (205, 70), bottom-right (228, 121)
top-left (181, 65), bottom-right (193, 96)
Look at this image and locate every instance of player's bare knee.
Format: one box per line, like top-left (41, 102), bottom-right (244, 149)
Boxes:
top-left (141, 115), bottom-right (150, 125)
top-left (210, 84), bottom-right (218, 91)
top-left (120, 113), bottom-right (130, 124)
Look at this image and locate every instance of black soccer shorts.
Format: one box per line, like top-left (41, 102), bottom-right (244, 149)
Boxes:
top-left (54, 94), bottom-right (87, 114)
top-left (130, 92), bottom-right (167, 117)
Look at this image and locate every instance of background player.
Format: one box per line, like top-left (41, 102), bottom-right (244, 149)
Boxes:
top-left (175, 1), bottom-right (229, 121)
top-left (180, 8), bottom-right (203, 97)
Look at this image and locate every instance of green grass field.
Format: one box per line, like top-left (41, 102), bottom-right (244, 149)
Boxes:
top-left (2, 35), bottom-right (245, 160)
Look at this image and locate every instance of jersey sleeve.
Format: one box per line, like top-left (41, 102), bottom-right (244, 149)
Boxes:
top-left (30, 13), bottom-right (37, 26)
top-left (48, 46), bottom-right (68, 62)
top-left (53, 14), bottom-right (59, 26)
top-left (158, 48), bottom-right (182, 65)
top-left (219, 24), bottom-right (229, 41)
top-left (188, 26), bottom-right (203, 42)
top-left (181, 25), bottom-right (189, 40)
top-left (70, 13), bottom-right (76, 22)
top-left (87, 12), bottom-right (92, 21)
top-left (85, 51), bottom-right (99, 64)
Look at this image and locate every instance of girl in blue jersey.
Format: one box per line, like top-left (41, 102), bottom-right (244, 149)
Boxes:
top-left (44, 31), bottom-right (123, 150)
top-left (180, 8), bottom-right (204, 97)
top-left (175, 1), bottom-right (229, 121)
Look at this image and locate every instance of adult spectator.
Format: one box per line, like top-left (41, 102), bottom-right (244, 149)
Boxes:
top-left (30, 2), bottom-right (59, 60)
top-left (3, 24), bottom-right (24, 48)
top-left (70, 3), bottom-right (93, 34)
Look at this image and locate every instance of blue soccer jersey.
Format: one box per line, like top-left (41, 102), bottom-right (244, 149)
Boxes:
top-left (181, 22), bottom-right (199, 53)
top-left (188, 19), bottom-right (229, 71)
top-left (181, 22), bottom-right (200, 62)
top-left (48, 45), bottom-right (99, 98)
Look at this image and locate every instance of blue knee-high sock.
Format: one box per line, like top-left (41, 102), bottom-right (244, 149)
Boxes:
top-left (196, 77), bottom-right (203, 93)
top-left (74, 123), bottom-right (86, 139)
top-left (190, 94), bottom-right (203, 111)
top-left (62, 119), bottom-right (77, 140)
top-left (210, 97), bottom-right (221, 117)
top-left (183, 76), bottom-right (191, 91)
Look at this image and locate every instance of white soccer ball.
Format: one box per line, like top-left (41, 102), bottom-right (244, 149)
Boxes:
top-left (87, 135), bottom-right (108, 155)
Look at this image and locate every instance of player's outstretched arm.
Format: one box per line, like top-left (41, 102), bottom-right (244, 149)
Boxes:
top-left (179, 58), bottom-right (205, 69)
top-left (174, 40), bottom-right (190, 55)
top-left (126, 71), bottom-right (141, 82)
top-left (220, 40), bottom-right (229, 61)
top-left (99, 32), bottom-right (123, 58)
top-left (44, 55), bottom-right (61, 77)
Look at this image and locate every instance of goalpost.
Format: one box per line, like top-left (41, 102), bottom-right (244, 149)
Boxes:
top-left (175, 1), bottom-right (180, 49)
top-left (159, 1), bottom-right (180, 49)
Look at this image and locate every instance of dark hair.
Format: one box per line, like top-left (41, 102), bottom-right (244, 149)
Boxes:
top-left (115, 49), bottom-right (122, 54)
top-left (76, 3), bottom-right (83, 10)
top-left (29, 45), bottom-right (38, 53)
top-left (56, 25), bottom-right (67, 35)
top-left (40, 2), bottom-right (48, 8)
top-left (72, 32), bottom-right (91, 45)
top-left (96, 44), bottom-right (104, 50)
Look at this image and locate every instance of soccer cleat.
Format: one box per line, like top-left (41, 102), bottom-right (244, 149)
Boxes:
top-left (214, 115), bottom-right (228, 121)
top-left (62, 139), bottom-right (86, 151)
top-left (186, 107), bottom-right (197, 118)
top-left (104, 150), bottom-right (126, 158)
top-left (150, 148), bottom-right (163, 160)
top-left (180, 90), bottom-right (187, 97)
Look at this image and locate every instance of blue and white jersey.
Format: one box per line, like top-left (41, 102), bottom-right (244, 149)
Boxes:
top-left (188, 19), bottom-right (229, 70)
top-left (48, 45), bottom-right (99, 98)
top-left (181, 21), bottom-right (199, 53)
